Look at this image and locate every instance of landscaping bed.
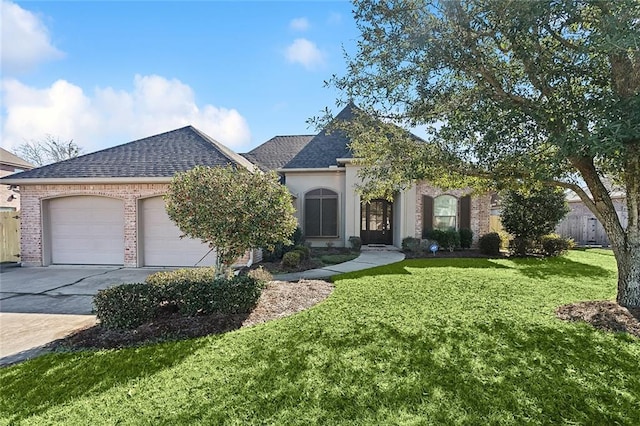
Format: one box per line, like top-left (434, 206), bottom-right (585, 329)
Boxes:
top-left (49, 280), bottom-right (333, 351)
top-left (257, 247), bottom-right (360, 274)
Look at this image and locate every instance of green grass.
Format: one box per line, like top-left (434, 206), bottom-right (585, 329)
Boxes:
top-left (319, 253), bottom-right (360, 265)
top-left (1, 249), bottom-right (639, 425)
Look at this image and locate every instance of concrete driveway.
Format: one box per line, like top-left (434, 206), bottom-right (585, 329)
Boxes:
top-left (0, 266), bottom-right (168, 366)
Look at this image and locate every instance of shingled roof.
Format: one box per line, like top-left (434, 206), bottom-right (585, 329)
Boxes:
top-left (282, 104), bottom-right (357, 169)
top-left (241, 135), bottom-right (314, 171)
top-left (0, 148), bottom-right (34, 170)
top-left (2, 126), bottom-right (255, 180)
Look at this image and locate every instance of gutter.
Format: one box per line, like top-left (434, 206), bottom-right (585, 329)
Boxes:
top-left (0, 177), bottom-right (174, 185)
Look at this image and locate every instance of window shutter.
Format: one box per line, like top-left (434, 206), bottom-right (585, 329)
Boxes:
top-left (460, 195), bottom-right (471, 230)
top-left (422, 195), bottom-right (434, 237)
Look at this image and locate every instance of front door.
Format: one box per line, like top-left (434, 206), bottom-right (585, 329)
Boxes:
top-left (361, 199), bottom-right (393, 245)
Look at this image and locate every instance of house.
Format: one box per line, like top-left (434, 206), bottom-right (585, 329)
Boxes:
top-left (0, 148), bottom-right (34, 212)
top-left (1, 127), bottom-right (258, 267)
top-left (242, 104), bottom-right (490, 248)
top-left (2, 104), bottom-right (490, 267)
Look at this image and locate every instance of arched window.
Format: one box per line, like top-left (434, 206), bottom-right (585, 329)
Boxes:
top-left (422, 194), bottom-right (471, 236)
top-left (434, 195), bottom-right (458, 230)
top-left (304, 188), bottom-right (338, 237)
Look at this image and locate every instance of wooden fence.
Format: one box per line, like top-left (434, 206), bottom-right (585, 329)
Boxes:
top-left (0, 211), bottom-right (20, 263)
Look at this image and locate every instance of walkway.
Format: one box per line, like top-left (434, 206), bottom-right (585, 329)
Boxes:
top-left (273, 248), bottom-right (405, 281)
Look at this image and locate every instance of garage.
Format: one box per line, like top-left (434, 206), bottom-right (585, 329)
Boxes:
top-left (48, 196), bottom-right (125, 265)
top-left (140, 196), bottom-right (217, 267)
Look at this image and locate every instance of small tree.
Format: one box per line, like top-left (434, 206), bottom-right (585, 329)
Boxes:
top-left (165, 165), bottom-right (298, 278)
top-left (14, 135), bottom-right (83, 166)
top-left (500, 187), bottom-right (569, 256)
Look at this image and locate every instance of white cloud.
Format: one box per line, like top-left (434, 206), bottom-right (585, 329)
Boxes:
top-left (285, 38), bottom-right (325, 70)
top-left (289, 17), bottom-right (310, 31)
top-left (1, 75), bottom-right (252, 152)
top-left (1, 0), bottom-right (64, 75)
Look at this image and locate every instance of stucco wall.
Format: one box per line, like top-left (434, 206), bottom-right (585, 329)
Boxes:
top-left (285, 170), bottom-right (347, 247)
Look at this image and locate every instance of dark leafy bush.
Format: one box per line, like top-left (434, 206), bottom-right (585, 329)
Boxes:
top-left (291, 226), bottom-right (304, 246)
top-left (145, 267), bottom-right (217, 305)
top-left (509, 237), bottom-right (536, 257)
top-left (95, 274), bottom-right (263, 329)
top-left (478, 232), bottom-right (502, 256)
top-left (426, 229), bottom-right (460, 251)
top-left (443, 229), bottom-right (460, 251)
top-left (402, 237), bottom-right (422, 252)
top-left (178, 276), bottom-right (262, 316)
top-left (500, 187), bottom-right (569, 241)
top-left (282, 251), bottom-right (301, 268)
top-left (94, 283), bottom-right (159, 330)
top-left (293, 245), bottom-right (310, 260)
top-left (459, 228), bottom-right (473, 249)
top-left (349, 236), bottom-right (362, 251)
top-left (264, 227), bottom-right (305, 261)
top-left (540, 234), bottom-right (575, 257)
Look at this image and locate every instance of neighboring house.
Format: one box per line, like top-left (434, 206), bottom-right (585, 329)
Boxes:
top-left (556, 188), bottom-right (627, 246)
top-left (2, 104), bottom-right (490, 268)
top-left (0, 148), bottom-right (34, 211)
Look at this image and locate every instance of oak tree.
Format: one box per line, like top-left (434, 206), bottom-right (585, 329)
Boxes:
top-left (328, 0), bottom-right (640, 307)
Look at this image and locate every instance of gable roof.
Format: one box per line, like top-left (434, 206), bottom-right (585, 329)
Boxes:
top-left (2, 126), bottom-right (256, 181)
top-left (282, 103), bottom-right (357, 169)
top-left (241, 135), bottom-right (314, 172)
top-left (0, 148), bottom-right (34, 170)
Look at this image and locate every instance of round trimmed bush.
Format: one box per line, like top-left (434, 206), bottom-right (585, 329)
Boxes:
top-left (478, 232), bottom-right (502, 256)
top-left (282, 251), bottom-right (301, 268)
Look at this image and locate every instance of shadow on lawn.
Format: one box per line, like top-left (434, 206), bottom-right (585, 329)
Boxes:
top-left (225, 317), bottom-right (639, 424)
top-left (0, 337), bottom-right (207, 424)
top-left (508, 256), bottom-right (613, 279)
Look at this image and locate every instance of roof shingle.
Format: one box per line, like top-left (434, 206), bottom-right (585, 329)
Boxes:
top-left (241, 135), bottom-right (314, 171)
top-left (3, 126), bottom-right (255, 180)
top-left (282, 104), bottom-right (357, 169)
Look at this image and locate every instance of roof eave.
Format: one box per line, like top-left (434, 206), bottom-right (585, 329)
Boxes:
top-left (0, 177), bottom-right (174, 185)
top-left (277, 167), bottom-right (346, 173)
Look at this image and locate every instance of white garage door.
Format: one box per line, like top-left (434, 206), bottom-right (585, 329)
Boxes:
top-left (49, 196), bottom-right (125, 265)
top-left (141, 196), bottom-right (216, 267)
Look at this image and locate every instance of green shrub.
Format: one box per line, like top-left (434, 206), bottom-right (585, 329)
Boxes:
top-left (348, 236), bottom-right (362, 251)
top-left (94, 283), bottom-right (159, 330)
top-left (145, 267), bottom-right (217, 305)
top-left (178, 276), bottom-right (263, 316)
top-left (540, 234), bottom-right (575, 257)
top-left (293, 245), bottom-right (310, 260)
top-left (247, 266), bottom-right (273, 283)
top-left (282, 251), bottom-right (301, 268)
top-left (95, 275), bottom-right (264, 329)
top-left (426, 229), bottom-right (460, 251)
top-left (509, 237), bottom-right (536, 257)
top-left (443, 229), bottom-right (460, 251)
top-left (478, 232), bottom-right (502, 256)
top-left (402, 237), bottom-right (422, 252)
top-left (459, 228), bottom-right (473, 249)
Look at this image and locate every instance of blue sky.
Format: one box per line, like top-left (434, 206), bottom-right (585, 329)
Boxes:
top-left (1, 1), bottom-right (360, 153)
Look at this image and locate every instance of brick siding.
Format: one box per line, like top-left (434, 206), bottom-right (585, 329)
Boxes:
top-left (19, 183), bottom-right (261, 267)
top-left (414, 183), bottom-right (491, 246)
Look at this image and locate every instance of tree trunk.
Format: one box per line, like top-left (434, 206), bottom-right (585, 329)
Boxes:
top-left (614, 237), bottom-right (640, 308)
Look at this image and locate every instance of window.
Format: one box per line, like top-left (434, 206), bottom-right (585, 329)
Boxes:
top-left (422, 194), bottom-right (471, 237)
top-left (304, 188), bottom-right (338, 237)
top-left (433, 195), bottom-right (458, 230)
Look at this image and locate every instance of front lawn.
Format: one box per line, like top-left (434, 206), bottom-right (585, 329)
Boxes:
top-left (2, 250), bottom-right (639, 424)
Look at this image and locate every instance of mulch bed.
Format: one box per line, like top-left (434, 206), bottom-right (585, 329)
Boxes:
top-left (556, 301), bottom-right (640, 338)
top-left (50, 280), bottom-right (333, 352)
